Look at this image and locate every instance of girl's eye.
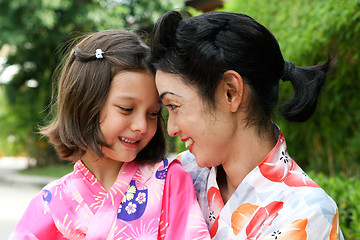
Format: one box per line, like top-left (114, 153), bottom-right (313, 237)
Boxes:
top-left (165, 104), bottom-right (178, 111)
top-left (118, 106), bottom-right (133, 112)
top-left (147, 108), bottom-right (161, 119)
top-left (147, 112), bottom-right (159, 119)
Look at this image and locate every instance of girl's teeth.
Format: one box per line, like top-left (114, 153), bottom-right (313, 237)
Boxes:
top-left (185, 138), bottom-right (194, 148)
top-left (120, 137), bottom-right (137, 143)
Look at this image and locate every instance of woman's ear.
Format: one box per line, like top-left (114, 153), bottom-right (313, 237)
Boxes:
top-left (221, 70), bottom-right (244, 113)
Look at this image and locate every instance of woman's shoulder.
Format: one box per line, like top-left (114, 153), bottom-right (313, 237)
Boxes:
top-left (172, 151), bottom-right (211, 188)
top-left (173, 151), bottom-right (204, 174)
top-left (286, 185), bottom-right (338, 213)
top-left (173, 150), bottom-right (194, 163)
top-left (277, 187), bottom-right (340, 238)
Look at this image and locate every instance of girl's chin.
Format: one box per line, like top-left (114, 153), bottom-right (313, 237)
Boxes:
top-left (101, 152), bottom-right (138, 163)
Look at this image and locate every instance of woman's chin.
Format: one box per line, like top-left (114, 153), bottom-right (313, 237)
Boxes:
top-left (195, 157), bottom-right (208, 168)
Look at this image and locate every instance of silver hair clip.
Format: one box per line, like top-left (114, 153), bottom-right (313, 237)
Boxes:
top-left (95, 49), bottom-right (104, 59)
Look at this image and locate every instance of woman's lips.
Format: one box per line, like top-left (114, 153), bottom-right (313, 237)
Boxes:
top-left (181, 137), bottom-right (194, 148)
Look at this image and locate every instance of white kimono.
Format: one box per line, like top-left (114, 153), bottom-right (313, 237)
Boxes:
top-left (178, 128), bottom-right (344, 240)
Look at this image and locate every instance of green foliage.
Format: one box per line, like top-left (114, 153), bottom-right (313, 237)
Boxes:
top-left (0, 0), bottom-right (180, 165)
top-left (223, 0), bottom-right (360, 176)
top-left (20, 162), bottom-right (74, 178)
top-left (309, 171), bottom-right (360, 239)
top-left (161, 107), bottom-right (187, 154)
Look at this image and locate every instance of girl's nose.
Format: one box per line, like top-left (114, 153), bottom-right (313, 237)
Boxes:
top-left (131, 114), bottom-right (148, 133)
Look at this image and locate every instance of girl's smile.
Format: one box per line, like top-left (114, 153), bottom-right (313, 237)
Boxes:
top-left (119, 136), bottom-right (141, 149)
top-left (98, 70), bottom-right (161, 163)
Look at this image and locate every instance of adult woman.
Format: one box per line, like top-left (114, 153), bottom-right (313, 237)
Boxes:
top-left (152, 10), bottom-right (344, 239)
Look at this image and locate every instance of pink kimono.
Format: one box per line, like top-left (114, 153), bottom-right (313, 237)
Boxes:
top-left (179, 128), bottom-right (344, 239)
top-left (10, 158), bottom-right (210, 239)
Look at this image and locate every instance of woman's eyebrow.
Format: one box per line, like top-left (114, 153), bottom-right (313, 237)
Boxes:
top-left (159, 91), bottom-right (178, 100)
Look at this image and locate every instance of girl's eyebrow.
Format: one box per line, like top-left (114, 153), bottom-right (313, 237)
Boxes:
top-left (115, 96), bottom-right (135, 100)
top-left (115, 96), bottom-right (162, 106)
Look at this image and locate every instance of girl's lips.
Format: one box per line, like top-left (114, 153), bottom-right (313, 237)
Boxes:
top-left (119, 137), bottom-right (140, 149)
top-left (119, 136), bottom-right (140, 143)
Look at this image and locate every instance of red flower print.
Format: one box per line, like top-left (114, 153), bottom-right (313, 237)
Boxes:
top-left (283, 162), bottom-right (320, 188)
top-left (208, 187), bottom-right (224, 218)
top-left (207, 186), bottom-right (224, 237)
top-left (209, 217), bottom-right (219, 238)
top-left (259, 137), bottom-right (292, 183)
top-left (259, 131), bottom-right (320, 188)
top-left (246, 201), bottom-right (284, 239)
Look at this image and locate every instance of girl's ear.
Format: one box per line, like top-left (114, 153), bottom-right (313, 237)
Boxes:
top-left (221, 70), bottom-right (244, 113)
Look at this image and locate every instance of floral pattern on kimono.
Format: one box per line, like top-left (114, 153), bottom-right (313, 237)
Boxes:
top-left (179, 127), bottom-right (344, 240)
top-left (10, 158), bottom-right (210, 240)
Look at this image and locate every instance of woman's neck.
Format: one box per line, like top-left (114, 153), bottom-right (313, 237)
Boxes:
top-left (219, 124), bottom-right (277, 203)
top-left (81, 149), bottom-right (123, 191)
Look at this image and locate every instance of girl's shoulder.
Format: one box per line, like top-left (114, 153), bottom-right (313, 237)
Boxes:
top-left (135, 157), bottom-right (181, 183)
top-left (137, 156), bottom-right (194, 184)
top-left (42, 166), bottom-right (77, 193)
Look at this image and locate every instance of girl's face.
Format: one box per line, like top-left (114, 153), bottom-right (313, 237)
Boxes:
top-left (155, 70), bottom-right (236, 168)
top-left (99, 71), bottom-right (161, 163)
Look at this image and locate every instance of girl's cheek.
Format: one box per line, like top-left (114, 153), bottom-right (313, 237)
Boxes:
top-left (145, 120), bottom-right (156, 136)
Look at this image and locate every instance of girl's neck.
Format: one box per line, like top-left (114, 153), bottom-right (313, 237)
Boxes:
top-left (219, 124), bottom-right (277, 203)
top-left (81, 149), bottom-right (123, 191)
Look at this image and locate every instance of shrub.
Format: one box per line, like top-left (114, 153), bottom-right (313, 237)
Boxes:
top-left (223, 0), bottom-right (360, 176)
top-left (309, 171), bottom-right (360, 239)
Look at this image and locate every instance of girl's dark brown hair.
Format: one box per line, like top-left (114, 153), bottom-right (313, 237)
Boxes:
top-left (41, 30), bottom-right (166, 162)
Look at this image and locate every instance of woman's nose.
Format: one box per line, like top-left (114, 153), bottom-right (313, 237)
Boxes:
top-left (167, 113), bottom-right (180, 137)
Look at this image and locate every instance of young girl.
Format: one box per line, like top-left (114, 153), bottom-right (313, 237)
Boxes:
top-left (10, 30), bottom-right (210, 239)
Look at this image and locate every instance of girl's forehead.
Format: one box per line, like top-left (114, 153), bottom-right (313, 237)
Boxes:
top-left (108, 70), bottom-right (159, 102)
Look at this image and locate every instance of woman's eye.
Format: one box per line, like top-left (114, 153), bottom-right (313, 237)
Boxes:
top-left (165, 104), bottom-right (178, 111)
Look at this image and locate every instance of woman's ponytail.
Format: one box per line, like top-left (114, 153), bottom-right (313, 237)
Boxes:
top-left (280, 57), bottom-right (333, 122)
top-left (151, 10), bottom-right (182, 66)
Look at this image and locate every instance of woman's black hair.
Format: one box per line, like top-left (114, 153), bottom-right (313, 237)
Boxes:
top-left (151, 11), bottom-right (331, 132)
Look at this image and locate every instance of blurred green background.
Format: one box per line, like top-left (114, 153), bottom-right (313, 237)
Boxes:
top-left (0, 0), bottom-right (359, 238)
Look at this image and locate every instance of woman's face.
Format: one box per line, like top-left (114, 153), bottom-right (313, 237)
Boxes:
top-left (99, 71), bottom-right (161, 163)
top-left (155, 70), bottom-right (236, 168)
